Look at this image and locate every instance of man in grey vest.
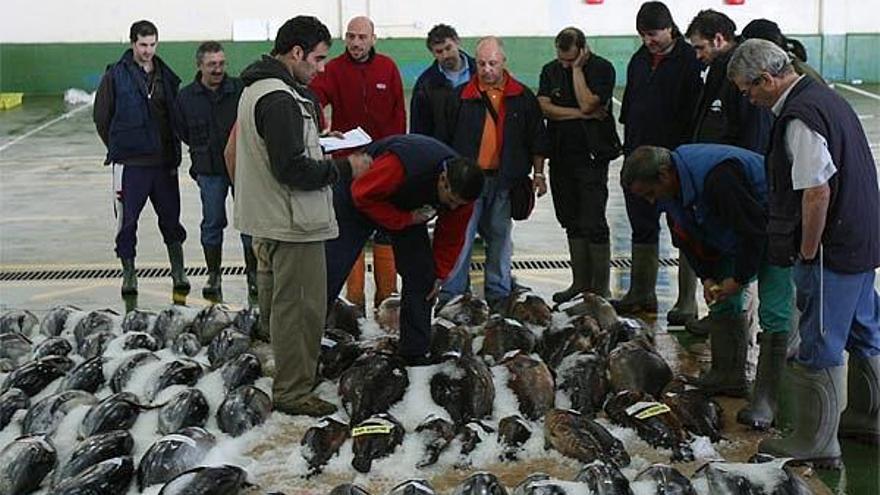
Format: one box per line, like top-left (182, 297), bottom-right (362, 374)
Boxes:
top-left (234, 16), bottom-right (370, 417)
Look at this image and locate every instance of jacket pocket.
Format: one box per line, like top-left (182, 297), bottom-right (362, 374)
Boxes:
top-left (766, 217), bottom-right (798, 267)
top-left (288, 187), bottom-right (334, 233)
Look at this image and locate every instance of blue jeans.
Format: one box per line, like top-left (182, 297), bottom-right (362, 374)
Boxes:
top-left (794, 261), bottom-right (880, 369)
top-left (196, 174), bottom-right (251, 250)
top-left (440, 176), bottom-right (513, 304)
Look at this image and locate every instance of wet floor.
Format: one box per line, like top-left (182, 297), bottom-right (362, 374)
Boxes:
top-left (1, 86), bottom-right (879, 493)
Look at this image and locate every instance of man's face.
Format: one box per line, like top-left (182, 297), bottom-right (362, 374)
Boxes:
top-left (689, 34), bottom-right (722, 65)
top-left (476, 42), bottom-right (506, 86)
top-left (430, 38), bottom-right (462, 71)
top-left (198, 50), bottom-right (226, 88)
top-left (437, 172), bottom-right (469, 210)
top-left (291, 42), bottom-right (329, 84)
top-left (639, 28), bottom-right (674, 55)
top-left (345, 18), bottom-right (376, 62)
top-left (629, 168), bottom-right (678, 204)
top-left (733, 73), bottom-right (776, 108)
top-left (131, 34), bottom-right (157, 65)
top-left (556, 45), bottom-right (580, 69)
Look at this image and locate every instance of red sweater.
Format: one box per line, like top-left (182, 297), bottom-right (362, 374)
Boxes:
top-left (310, 50), bottom-right (406, 141)
top-left (351, 153), bottom-right (474, 280)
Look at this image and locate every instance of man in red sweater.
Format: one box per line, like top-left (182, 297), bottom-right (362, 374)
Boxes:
top-left (310, 15), bottom-right (407, 314)
top-left (325, 135), bottom-right (484, 366)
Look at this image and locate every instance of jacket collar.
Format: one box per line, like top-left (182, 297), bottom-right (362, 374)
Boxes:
top-left (344, 47), bottom-right (376, 64)
top-left (460, 71), bottom-right (525, 100)
top-left (192, 73), bottom-right (236, 95)
top-left (634, 36), bottom-right (687, 63)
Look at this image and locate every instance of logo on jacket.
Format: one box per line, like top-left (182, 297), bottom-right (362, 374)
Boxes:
top-left (376, 83), bottom-right (387, 90)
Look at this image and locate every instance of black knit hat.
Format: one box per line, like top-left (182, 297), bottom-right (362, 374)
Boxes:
top-left (637, 2), bottom-right (675, 32)
top-left (741, 19), bottom-right (784, 44)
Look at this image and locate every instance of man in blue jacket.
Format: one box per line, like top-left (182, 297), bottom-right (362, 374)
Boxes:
top-left (94, 20), bottom-right (189, 296)
top-left (622, 144), bottom-right (793, 428)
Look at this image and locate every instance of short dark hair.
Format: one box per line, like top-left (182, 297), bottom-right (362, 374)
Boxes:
top-left (129, 20), bottom-right (158, 43)
top-left (686, 9), bottom-right (736, 42)
top-left (426, 24), bottom-right (459, 50)
top-left (740, 19), bottom-right (809, 62)
top-left (273, 16), bottom-right (332, 57)
top-left (636, 1), bottom-right (681, 37)
top-left (555, 27), bottom-right (586, 51)
top-left (445, 157), bottom-right (484, 201)
top-left (195, 41), bottom-right (223, 64)
top-left (620, 146), bottom-right (673, 189)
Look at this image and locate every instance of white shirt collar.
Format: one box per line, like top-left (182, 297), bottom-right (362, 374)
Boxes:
top-left (771, 74), bottom-right (806, 116)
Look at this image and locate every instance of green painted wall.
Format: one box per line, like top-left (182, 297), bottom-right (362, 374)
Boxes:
top-left (1, 34), bottom-right (878, 94)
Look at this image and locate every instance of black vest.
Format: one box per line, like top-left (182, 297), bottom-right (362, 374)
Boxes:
top-left (766, 77), bottom-right (880, 272)
top-left (365, 134), bottom-right (459, 211)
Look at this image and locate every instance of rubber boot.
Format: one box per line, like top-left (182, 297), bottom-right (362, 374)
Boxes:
top-left (553, 238), bottom-right (590, 304)
top-left (737, 331), bottom-right (788, 430)
top-left (345, 250), bottom-right (366, 315)
top-left (243, 243), bottom-right (258, 299)
top-left (839, 355), bottom-right (880, 444)
top-left (611, 243), bottom-right (658, 315)
top-left (120, 258), bottom-right (138, 296)
top-left (372, 243), bottom-right (398, 308)
top-left (202, 245), bottom-right (222, 298)
top-left (759, 364), bottom-right (846, 469)
top-left (667, 254), bottom-right (698, 326)
top-left (686, 314), bottom-right (713, 336)
top-left (166, 242), bottom-right (191, 293)
top-left (691, 313), bottom-right (749, 397)
top-left (587, 243), bottom-right (611, 299)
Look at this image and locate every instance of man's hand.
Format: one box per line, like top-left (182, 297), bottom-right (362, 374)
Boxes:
top-left (409, 205), bottom-right (437, 225)
top-left (573, 48), bottom-right (588, 68)
top-left (322, 130), bottom-right (345, 139)
top-left (426, 278), bottom-right (443, 302)
top-left (714, 278), bottom-right (741, 302)
top-left (348, 153), bottom-right (372, 178)
top-left (702, 278), bottom-right (719, 305)
top-left (533, 174), bottom-right (548, 197)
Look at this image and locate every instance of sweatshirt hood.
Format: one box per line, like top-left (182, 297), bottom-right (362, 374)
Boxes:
top-left (240, 55), bottom-right (300, 88)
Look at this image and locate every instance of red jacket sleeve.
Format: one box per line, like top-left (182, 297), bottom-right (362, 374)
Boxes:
top-left (432, 202), bottom-right (474, 280)
top-left (309, 66), bottom-right (334, 109)
top-left (351, 154), bottom-right (412, 230)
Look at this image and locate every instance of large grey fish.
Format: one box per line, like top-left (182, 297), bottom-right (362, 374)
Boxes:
top-left (0, 359), bottom-right (13, 373)
top-left (414, 415), bottom-right (456, 468)
top-left (351, 413), bottom-right (405, 473)
top-left (339, 353), bottom-right (409, 424)
top-left (574, 461), bottom-right (634, 495)
top-left (388, 479), bottom-right (437, 495)
top-left (158, 464), bottom-right (249, 495)
top-left (207, 327), bottom-right (251, 369)
top-left (121, 309), bottom-right (157, 336)
top-left (300, 416), bottom-right (350, 475)
top-left (459, 420), bottom-right (494, 459)
top-left (557, 352), bottom-right (609, 418)
top-left (429, 320), bottom-right (473, 361)
top-left (701, 459), bottom-right (814, 495)
top-left (79, 330), bottom-right (116, 359)
top-left (512, 476), bottom-right (590, 495)
top-left (232, 306), bottom-right (261, 339)
top-left (662, 389), bottom-right (724, 442)
top-left (452, 472), bottom-right (508, 495)
top-left (158, 388), bottom-right (209, 435)
top-left (480, 315), bottom-right (537, 364)
top-left (0, 310), bottom-right (39, 336)
top-left (148, 359), bottom-right (204, 401)
top-left (326, 297), bottom-right (362, 339)
top-left (216, 385), bottom-right (272, 437)
top-left (53, 430), bottom-right (134, 486)
top-left (172, 332), bottom-right (202, 357)
top-left (0, 388), bottom-right (29, 431)
top-left (191, 304), bottom-right (234, 345)
top-left (512, 474), bottom-right (551, 495)
top-left (543, 409), bottom-right (630, 468)
top-left (498, 415), bottom-right (532, 461)
top-left (153, 306), bottom-right (196, 346)
top-left (0, 436), bottom-right (56, 495)
top-left (435, 293), bottom-right (489, 327)
top-left (22, 389), bottom-right (97, 436)
top-left (221, 353), bottom-right (262, 391)
top-left (79, 392), bottom-right (144, 439)
top-left (137, 427), bottom-right (216, 490)
top-left (605, 390), bottom-right (694, 462)
top-left (0, 332), bottom-right (31, 366)
top-left (31, 336), bottom-right (72, 360)
top-left (56, 356), bottom-right (106, 393)
top-left (430, 352), bottom-right (494, 426)
top-left (122, 331), bottom-right (160, 352)
top-left (1, 355), bottom-right (74, 396)
top-left (319, 328), bottom-right (363, 380)
top-left (607, 338), bottom-right (672, 397)
top-left (632, 465), bottom-right (696, 495)
top-left (49, 456), bottom-right (134, 494)
top-left (73, 309), bottom-right (119, 350)
top-left (506, 291), bottom-right (553, 327)
top-left (109, 351), bottom-right (160, 393)
top-left (501, 352), bottom-right (555, 420)
top-left (39, 305), bottom-right (83, 337)
top-left (329, 484), bottom-right (372, 495)
top-left (537, 316), bottom-right (602, 369)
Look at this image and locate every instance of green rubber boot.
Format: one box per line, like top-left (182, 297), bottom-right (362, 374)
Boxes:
top-left (553, 238), bottom-right (590, 304)
top-left (202, 245), bottom-right (222, 298)
top-left (611, 243), bottom-right (658, 315)
top-left (587, 243), bottom-right (611, 299)
top-left (667, 254), bottom-right (698, 326)
top-left (691, 313), bottom-right (749, 397)
top-left (120, 257), bottom-right (138, 296)
top-left (737, 331), bottom-right (788, 429)
top-left (166, 242), bottom-right (191, 293)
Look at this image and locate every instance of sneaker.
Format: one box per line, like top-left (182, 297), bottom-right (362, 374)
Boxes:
top-left (275, 394), bottom-right (337, 417)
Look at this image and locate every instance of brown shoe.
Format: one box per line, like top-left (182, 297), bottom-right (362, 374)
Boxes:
top-left (275, 394), bottom-right (337, 417)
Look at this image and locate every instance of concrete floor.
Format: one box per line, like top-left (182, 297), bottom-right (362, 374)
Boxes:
top-left (0, 85), bottom-right (878, 493)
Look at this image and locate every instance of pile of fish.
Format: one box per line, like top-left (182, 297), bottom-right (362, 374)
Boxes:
top-left (0, 304), bottom-right (268, 494)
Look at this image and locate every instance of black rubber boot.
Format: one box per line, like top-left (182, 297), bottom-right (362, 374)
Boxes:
top-left (244, 243), bottom-right (259, 298)
top-left (166, 242), bottom-right (191, 293)
top-left (839, 355), bottom-right (880, 444)
top-left (611, 243), bottom-right (658, 315)
top-left (667, 254), bottom-right (698, 326)
top-left (120, 257), bottom-right (138, 296)
top-left (553, 238), bottom-right (590, 304)
top-left (202, 245), bottom-right (222, 298)
top-left (737, 331), bottom-right (788, 430)
top-left (587, 243), bottom-right (611, 299)
top-left (691, 313), bottom-right (749, 397)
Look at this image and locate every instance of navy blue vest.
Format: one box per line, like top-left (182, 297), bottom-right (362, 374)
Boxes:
top-left (365, 134), bottom-right (459, 211)
top-left (767, 77), bottom-right (880, 272)
top-left (107, 51), bottom-right (181, 166)
top-left (663, 144), bottom-right (767, 256)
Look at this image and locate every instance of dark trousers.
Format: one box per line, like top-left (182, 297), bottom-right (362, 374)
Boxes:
top-left (325, 182), bottom-right (434, 357)
top-left (549, 155), bottom-right (610, 243)
top-left (623, 187), bottom-right (661, 244)
top-left (113, 164), bottom-right (186, 259)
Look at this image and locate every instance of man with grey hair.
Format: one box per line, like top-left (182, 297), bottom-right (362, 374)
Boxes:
top-left (729, 38), bottom-right (880, 466)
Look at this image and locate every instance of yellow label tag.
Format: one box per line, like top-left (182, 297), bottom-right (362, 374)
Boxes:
top-left (351, 425), bottom-right (393, 437)
top-left (633, 403), bottom-right (671, 420)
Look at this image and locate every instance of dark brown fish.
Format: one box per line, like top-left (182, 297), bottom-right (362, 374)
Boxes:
top-left (339, 353), bottom-right (409, 424)
top-left (605, 390), bottom-right (694, 462)
top-left (430, 352), bottom-right (495, 425)
top-left (506, 291), bottom-right (553, 327)
top-left (480, 315), bottom-right (537, 364)
top-left (429, 320), bottom-right (473, 361)
top-left (608, 338), bottom-right (672, 397)
top-left (351, 413), bottom-right (405, 473)
top-left (498, 415), bottom-right (532, 461)
top-left (300, 416), bottom-right (350, 475)
top-left (414, 415), bottom-right (456, 468)
top-left (543, 409), bottom-right (630, 468)
top-left (557, 352), bottom-right (609, 418)
top-left (501, 352), bottom-right (555, 420)
top-left (435, 293), bottom-right (489, 327)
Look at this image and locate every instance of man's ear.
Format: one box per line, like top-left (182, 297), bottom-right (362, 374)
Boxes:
top-left (289, 45), bottom-right (304, 62)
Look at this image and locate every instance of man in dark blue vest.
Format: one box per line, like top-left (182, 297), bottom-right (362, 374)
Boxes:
top-left (325, 134), bottom-right (484, 366)
top-left (622, 143), bottom-right (793, 430)
top-left (730, 39), bottom-right (880, 466)
top-left (94, 20), bottom-right (189, 296)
